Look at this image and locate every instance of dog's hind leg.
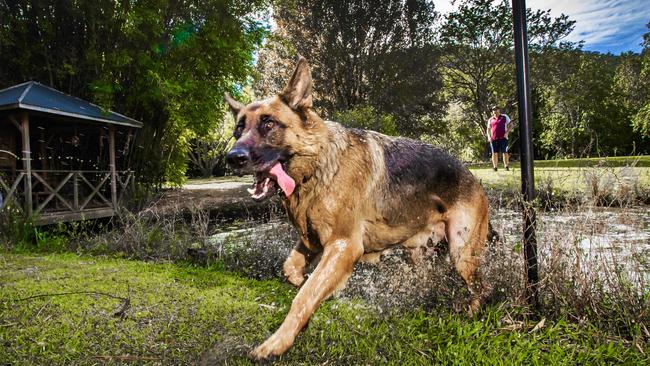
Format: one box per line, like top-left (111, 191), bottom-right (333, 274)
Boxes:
top-left (283, 239), bottom-right (317, 287)
top-left (445, 195), bottom-right (489, 314)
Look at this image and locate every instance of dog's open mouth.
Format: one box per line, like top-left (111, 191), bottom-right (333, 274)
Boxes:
top-left (247, 162), bottom-right (295, 201)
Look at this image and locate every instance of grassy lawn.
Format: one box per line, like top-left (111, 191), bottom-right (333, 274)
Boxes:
top-left (470, 166), bottom-right (650, 191)
top-left (1, 252), bottom-right (646, 365)
top-left (467, 156), bottom-right (650, 192)
top-left (470, 155), bottom-right (650, 168)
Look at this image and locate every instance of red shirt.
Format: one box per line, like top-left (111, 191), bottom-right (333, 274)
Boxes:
top-left (489, 115), bottom-right (507, 140)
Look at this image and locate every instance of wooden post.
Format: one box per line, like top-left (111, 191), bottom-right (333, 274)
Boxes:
top-left (108, 125), bottom-right (118, 210)
top-left (73, 172), bottom-right (79, 210)
top-left (21, 112), bottom-right (32, 216)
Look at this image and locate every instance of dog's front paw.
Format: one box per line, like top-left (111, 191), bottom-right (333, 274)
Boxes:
top-left (249, 332), bottom-right (293, 361)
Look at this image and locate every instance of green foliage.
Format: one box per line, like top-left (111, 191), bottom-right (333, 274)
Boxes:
top-left (0, 0), bottom-right (269, 186)
top-left (187, 107), bottom-right (236, 178)
top-left (439, 0), bottom-right (576, 152)
top-left (1, 0), bottom-right (647, 175)
top-left (628, 23), bottom-right (650, 139)
top-left (421, 102), bottom-right (483, 161)
top-left (267, 0), bottom-right (444, 137)
top-left (632, 103), bottom-right (650, 138)
top-left (333, 105), bottom-right (397, 136)
top-left (536, 50), bottom-right (646, 158)
top-left (0, 205), bottom-right (38, 249)
top-left (0, 210), bottom-right (101, 253)
top-left (252, 31), bottom-right (297, 98)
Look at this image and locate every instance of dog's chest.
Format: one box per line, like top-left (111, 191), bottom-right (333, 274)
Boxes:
top-left (284, 199), bottom-right (327, 251)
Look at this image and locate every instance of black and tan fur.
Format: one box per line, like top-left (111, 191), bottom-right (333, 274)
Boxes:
top-left (225, 57), bottom-right (489, 360)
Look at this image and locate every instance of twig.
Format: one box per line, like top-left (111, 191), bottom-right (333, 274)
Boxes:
top-left (411, 345), bottom-right (432, 360)
top-left (258, 303), bottom-right (277, 310)
top-left (33, 298), bottom-right (51, 319)
top-left (92, 355), bottom-right (161, 361)
top-left (14, 291), bottom-right (130, 318)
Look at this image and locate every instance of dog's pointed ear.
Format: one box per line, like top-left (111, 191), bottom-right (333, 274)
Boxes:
top-left (224, 93), bottom-right (245, 117)
top-left (280, 56), bottom-right (313, 110)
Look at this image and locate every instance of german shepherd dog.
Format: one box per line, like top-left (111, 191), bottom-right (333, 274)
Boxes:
top-left (225, 57), bottom-right (489, 360)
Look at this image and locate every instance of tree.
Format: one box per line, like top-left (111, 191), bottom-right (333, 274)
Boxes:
top-left (535, 50), bottom-right (644, 158)
top-left (260, 0), bottom-right (444, 137)
top-left (187, 110), bottom-right (235, 178)
top-left (253, 28), bottom-right (297, 99)
top-left (333, 105), bottom-right (397, 136)
top-left (439, 0), bottom-right (575, 146)
top-left (628, 23), bottom-right (650, 140)
top-left (0, 0), bottom-right (268, 186)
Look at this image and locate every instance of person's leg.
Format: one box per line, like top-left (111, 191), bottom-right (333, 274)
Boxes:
top-left (503, 138), bottom-right (510, 170)
top-left (489, 140), bottom-right (498, 171)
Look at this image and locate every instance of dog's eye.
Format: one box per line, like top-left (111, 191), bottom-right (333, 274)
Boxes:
top-left (260, 115), bottom-right (275, 133)
top-left (234, 117), bottom-right (246, 138)
top-left (234, 124), bottom-right (244, 138)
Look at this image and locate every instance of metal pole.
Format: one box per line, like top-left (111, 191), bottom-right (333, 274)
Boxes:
top-left (511, 0), bottom-right (539, 309)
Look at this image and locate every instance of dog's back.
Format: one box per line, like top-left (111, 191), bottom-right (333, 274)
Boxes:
top-left (320, 121), bottom-right (482, 231)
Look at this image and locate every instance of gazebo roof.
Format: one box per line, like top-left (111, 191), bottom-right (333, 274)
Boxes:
top-left (0, 81), bottom-right (143, 128)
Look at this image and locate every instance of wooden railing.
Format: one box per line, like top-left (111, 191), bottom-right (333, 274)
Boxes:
top-left (0, 169), bottom-right (134, 223)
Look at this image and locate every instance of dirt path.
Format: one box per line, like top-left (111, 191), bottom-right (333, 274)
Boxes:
top-left (146, 176), bottom-right (255, 215)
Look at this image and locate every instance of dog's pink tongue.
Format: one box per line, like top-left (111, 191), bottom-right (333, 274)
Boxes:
top-left (269, 162), bottom-right (295, 197)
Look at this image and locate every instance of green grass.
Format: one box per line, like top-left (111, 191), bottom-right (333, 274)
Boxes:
top-left (470, 155), bottom-right (650, 168)
top-left (1, 252), bottom-right (646, 365)
top-left (470, 166), bottom-right (650, 191)
top-left (469, 156), bottom-right (650, 192)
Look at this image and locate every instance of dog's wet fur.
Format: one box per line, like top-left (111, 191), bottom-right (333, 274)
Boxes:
top-left (225, 57), bottom-right (489, 360)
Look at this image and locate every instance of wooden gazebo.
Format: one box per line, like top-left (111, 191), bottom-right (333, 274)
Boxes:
top-left (0, 81), bottom-right (143, 225)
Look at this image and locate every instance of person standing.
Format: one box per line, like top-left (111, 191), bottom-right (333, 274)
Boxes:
top-left (486, 106), bottom-right (513, 171)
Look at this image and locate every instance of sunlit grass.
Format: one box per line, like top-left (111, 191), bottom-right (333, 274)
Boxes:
top-left (470, 166), bottom-right (650, 191)
top-left (1, 253), bottom-right (646, 365)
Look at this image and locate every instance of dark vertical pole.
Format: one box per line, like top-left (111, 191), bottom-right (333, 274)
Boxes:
top-left (512, 0), bottom-right (539, 309)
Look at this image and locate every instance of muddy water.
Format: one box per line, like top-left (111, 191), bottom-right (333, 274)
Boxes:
top-left (493, 207), bottom-right (649, 284)
top-left (207, 206), bottom-right (649, 309)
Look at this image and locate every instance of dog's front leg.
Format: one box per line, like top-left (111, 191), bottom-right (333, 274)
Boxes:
top-left (251, 237), bottom-right (363, 360)
top-left (282, 240), bottom-right (316, 287)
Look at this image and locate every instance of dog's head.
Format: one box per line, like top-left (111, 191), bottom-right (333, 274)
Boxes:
top-left (225, 57), bottom-right (322, 201)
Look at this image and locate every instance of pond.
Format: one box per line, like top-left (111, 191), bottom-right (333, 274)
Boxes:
top-left (206, 205), bottom-right (649, 309)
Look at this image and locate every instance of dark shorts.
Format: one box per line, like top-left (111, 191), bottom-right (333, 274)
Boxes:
top-left (490, 138), bottom-right (508, 153)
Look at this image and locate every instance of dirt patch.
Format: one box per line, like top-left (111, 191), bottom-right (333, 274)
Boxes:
top-left (147, 179), bottom-right (252, 214)
top-left (198, 334), bottom-right (252, 366)
top-left (142, 177), bottom-right (284, 225)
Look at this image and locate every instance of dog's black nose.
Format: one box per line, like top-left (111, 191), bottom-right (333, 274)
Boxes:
top-left (226, 147), bottom-right (250, 168)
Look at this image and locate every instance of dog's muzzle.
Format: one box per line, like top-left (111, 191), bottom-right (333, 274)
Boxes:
top-left (226, 146), bottom-right (250, 169)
